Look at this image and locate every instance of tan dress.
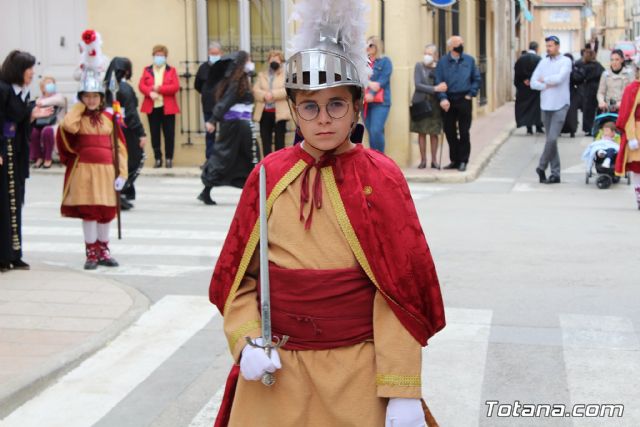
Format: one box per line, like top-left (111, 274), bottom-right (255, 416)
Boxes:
top-left (224, 166), bottom-right (423, 427)
top-left (59, 103), bottom-right (127, 208)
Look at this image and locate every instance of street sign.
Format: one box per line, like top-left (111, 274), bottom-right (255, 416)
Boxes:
top-left (427, 0), bottom-right (457, 8)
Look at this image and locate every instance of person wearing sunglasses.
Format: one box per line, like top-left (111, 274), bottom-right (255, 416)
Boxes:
top-left (530, 35), bottom-right (572, 184)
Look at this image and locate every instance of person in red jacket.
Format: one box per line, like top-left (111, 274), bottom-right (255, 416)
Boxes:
top-left (138, 45), bottom-right (180, 168)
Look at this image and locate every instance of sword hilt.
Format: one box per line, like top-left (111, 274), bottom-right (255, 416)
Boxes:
top-left (245, 335), bottom-right (289, 386)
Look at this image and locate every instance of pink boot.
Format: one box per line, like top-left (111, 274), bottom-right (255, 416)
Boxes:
top-left (84, 243), bottom-right (99, 270)
top-left (97, 241), bottom-right (119, 267)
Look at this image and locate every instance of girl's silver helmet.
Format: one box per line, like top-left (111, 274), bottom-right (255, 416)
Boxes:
top-left (78, 70), bottom-right (105, 94)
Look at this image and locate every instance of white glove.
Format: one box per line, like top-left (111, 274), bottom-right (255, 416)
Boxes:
top-left (114, 177), bottom-right (126, 191)
top-left (629, 139), bottom-right (639, 151)
top-left (385, 398), bottom-right (425, 427)
top-left (240, 337), bottom-right (282, 381)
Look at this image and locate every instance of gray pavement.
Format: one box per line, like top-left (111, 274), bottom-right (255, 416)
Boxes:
top-left (1, 117), bottom-right (639, 426)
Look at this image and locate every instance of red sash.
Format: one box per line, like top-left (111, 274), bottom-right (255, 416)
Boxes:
top-left (76, 134), bottom-right (113, 164)
top-left (264, 264), bottom-right (375, 350)
top-left (214, 265), bottom-right (375, 427)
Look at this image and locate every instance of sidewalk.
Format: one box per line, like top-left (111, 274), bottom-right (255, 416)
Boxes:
top-left (402, 101), bottom-right (516, 183)
top-left (0, 262), bottom-right (149, 418)
top-left (33, 102), bottom-right (516, 183)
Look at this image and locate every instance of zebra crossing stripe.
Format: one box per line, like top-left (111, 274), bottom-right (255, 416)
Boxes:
top-left (187, 385), bottom-right (225, 427)
top-left (1, 296), bottom-right (215, 427)
top-left (25, 242), bottom-right (220, 258)
top-left (422, 307), bottom-right (493, 426)
top-left (560, 314), bottom-right (640, 424)
top-left (22, 226), bottom-right (228, 241)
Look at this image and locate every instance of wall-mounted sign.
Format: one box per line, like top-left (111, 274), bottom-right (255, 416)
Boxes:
top-left (550, 11), bottom-right (571, 23)
top-left (427, 0), bottom-right (457, 8)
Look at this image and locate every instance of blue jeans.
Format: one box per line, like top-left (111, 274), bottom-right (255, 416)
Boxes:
top-left (203, 112), bottom-right (217, 160)
top-left (364, 104), bottom-right (390, 153)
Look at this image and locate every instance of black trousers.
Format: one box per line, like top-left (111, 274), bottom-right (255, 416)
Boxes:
top-left (121, 129), bottom-right (144, 200)
top-left (442, 98), bottom-right (473, 164)
top-left (259, 111), bottom-right (287, 157)
top-left (147, 107), bottom-right (175, 161)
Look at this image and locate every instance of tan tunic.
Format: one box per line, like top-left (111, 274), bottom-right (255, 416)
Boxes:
top-left (224, 167), bottom-right (423, 427)
top-left (60, 103), bottom-right (127, 207)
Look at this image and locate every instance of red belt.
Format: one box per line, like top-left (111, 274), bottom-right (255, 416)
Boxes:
top-left (259, 264), bottom-right (375, 351)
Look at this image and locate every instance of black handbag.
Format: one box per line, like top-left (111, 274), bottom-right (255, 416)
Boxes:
top-left (410, 99), bottom-right (432, 120)
top-left (34, 106), bottom-right (59, 127)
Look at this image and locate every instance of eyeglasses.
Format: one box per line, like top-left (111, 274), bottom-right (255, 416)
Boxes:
top-left (295, 100), bottom-right (350, 121)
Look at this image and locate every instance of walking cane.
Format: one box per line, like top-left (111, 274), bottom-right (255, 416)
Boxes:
top-left (109, 74), bottom-right (122, 240)
top-left (438, 133), bottom-right (444, 170)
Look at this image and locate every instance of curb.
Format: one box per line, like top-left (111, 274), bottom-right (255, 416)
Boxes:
top-left (403, 122), bottom-right (516, 183)
top-left (0, 277), bottom-right (150, 419)
top-left (33, 124), bottom-right (516, 183)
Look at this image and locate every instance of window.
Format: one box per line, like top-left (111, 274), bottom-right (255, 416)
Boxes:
top-left (437, 4), bottom-right (460, 56)
top-left (207, 0), bottom-right (240, 53)
top-left (478, 0), bottom-right (488, 106)
top-left (250, 0), bottom-right (283, 71)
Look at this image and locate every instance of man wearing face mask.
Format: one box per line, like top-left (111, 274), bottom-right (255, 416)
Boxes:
top-left (252, 50), bottom-right (291, 157)
top-left (196, 41), bottom-right (224, 162)
top-left (434, 35), bottom-right (481, 172)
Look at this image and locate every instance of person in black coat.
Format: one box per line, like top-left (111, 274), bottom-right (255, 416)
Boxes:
top-left (105, 57), bottom-right (147, 210)
top-left (0, 50), bottom-right (53, 271)
top-left (578, 49), bottom-right (605, 135)
top-left (195, 41), bottom-right (224, 162)
top-left (514, 42), bottom-right (544, 134)
top-left (199, 51), bottom-right (254, 205)
top-left (561, 53), bottom-right (586, 138)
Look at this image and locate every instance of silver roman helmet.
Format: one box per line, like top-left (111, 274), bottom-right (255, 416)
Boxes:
top-left (285, 0), bottom-right (370, 92)
top-left (78, 69), bottom-right (105, 95)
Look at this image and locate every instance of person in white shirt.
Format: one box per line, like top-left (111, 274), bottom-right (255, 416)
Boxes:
top-left (530, 35), bottom-right (572, 184)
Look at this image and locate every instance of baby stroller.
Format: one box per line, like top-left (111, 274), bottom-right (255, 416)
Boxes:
top-left (584, 112), bottom-right (631, 189)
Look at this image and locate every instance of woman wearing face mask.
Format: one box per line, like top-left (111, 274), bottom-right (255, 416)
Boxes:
top-left (364, 36), bottom-right (393, 153)
top-left (30, 76), bottom-right (67, 168)
top-left (138, 45), bottom-right (180, 168)
top-left (198, 51), bottom-right (255, 205)
top-left (411, 44), bottom-right (447, 169)
top-left (252, 50), bottom-right (291, 157)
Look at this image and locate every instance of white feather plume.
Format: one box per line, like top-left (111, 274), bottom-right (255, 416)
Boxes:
top-left (288, 0), bottom-right (370, 85)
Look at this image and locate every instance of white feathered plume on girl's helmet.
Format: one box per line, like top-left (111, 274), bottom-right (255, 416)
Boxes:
top-left (285, 0), bottom-right (370, 91)
top-left (77, 29), bottom-right (107, 95)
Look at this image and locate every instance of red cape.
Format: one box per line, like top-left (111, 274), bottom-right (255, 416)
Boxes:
top-left (615, 80), bottom-right (639, 175)
top-left (209, 143), bottom-right (445, 346)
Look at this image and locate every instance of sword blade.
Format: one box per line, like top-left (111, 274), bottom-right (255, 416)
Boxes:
top-left (259, 165), bottom-right (272, 345)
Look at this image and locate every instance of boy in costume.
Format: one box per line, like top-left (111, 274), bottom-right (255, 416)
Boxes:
top-left (209, 1), bottom-right (445, 426)
top-left (56, 69), bottom-right (127, 269)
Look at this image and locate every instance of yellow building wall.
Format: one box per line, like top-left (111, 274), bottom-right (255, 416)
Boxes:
top-left (87, 0), bottom-right (204, 167)
top-left (87, 0), bottom-right (509, 168)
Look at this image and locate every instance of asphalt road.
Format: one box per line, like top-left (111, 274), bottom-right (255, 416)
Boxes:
top-left (5, 127), bottom-right (640, 427)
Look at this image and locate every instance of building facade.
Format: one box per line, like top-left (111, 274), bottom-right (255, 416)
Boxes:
top-left (0, 0), bottom-right (515, 168)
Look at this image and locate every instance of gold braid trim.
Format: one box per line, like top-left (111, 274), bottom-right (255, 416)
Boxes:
top-left (228, 319), bottom-right (262, 350)
top-left (320, 167), bottom-right (425, 328)
top-left (223, 159), bottom-right (309, 316)
top-left (376, 374), bottom-right (422, 387)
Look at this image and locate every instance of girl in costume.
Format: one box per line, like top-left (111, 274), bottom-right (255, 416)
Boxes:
top-left (209, 1), bottom-right (445, 426)
top-left (56, 70), bottom-right (127, 269)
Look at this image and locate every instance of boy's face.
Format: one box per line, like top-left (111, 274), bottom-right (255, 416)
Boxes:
top-left (81, 92), bottom-right (102, 110)
top-left (293, 86), bottom-right (358, 153)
